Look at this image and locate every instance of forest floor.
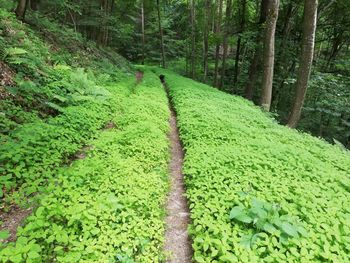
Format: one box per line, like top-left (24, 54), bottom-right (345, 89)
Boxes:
top-left (164, 87), bottom-right (193, 262)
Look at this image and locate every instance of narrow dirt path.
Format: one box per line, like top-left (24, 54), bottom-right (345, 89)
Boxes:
top-left (163, 80), bottom-right (193, 263)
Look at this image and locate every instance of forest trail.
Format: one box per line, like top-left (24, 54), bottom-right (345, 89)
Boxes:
top-left (163, 81), bottom-right (193, 263)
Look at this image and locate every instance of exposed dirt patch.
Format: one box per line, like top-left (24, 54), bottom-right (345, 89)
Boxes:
top-left (136, 71), bottom-right (144, 84)
top-left (0, 206), bottom-right (32, 243)
top-left (0, 61), bottom-right (16, 100)
top-left (71, 145), bottom-right (94, 161)
top-left (104, 121), bottom-right (117, 130)
top-left (164, 80), bottom-right (193, 262)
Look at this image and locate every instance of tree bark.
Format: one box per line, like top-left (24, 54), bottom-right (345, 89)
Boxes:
top-left (271, 1), bottom-right (299, 109)
top-left (213, 0), bottom-right (223, 87)
top-left (220, 0), bottom-right (232, 88)
top-left (141, 1), bottom-right (145, 65)
top-left (29, 0), bottom-right (39, 10)
top-left (260, 0), bottom-right (279, 111)
top-left (16, 0), bottom-right (28, 20)
top-left (244, 0), bottom-right (269, 99)
top-left (203, 0), bottom-right (211, 83)
top-left (157, 0), bottom-right (166, 68)
top-left (287, 0), bottom-right (318, 128)
top-left (190, 0), bottom-right (196, 78)
top-left (233, 0), bottom-right (246, 85)
top-left (326, 31), bottom-right (344, 69)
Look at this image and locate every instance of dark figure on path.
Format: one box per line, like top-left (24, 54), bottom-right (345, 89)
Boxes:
top-left (159, 74), bottom-right (165, 83)
top-left (136, 71), bottom-right (144, 84)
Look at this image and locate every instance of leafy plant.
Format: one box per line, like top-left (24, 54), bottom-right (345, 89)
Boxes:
top-left (230, 198), bottom-right (307, 248)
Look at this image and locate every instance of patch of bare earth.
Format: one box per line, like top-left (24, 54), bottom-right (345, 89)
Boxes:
top-left (0, 60), bottom-right (16, 100)
top-left (71, 145), bottom-right (94, 161)
top-left (103, 121), bottom-right (117, 130)
top-left (164, 102), bottom-right (193, 262)
top-left (0, 206), bottom-right (32, 243)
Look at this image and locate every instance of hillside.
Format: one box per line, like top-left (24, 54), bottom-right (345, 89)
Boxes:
top-left (1, 2), bottom-right (350, 263)
top-left (0, 8), bottom-right (132, 203)
top-left (155, 68), bottom-right (350, 262)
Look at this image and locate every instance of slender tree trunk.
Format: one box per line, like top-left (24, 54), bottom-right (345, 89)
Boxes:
top-left (244, 0), bottom-right (269, 99)
top-left (244, 51), bottom-right (259, 99)
top-left (260, 0), bottom-right (279, 111)
top-left (271, 1), bottom-right (299, 109)
top-left (141, 1), bottom-right (145, 65)
top-left (213, 0), bottom-right (223, 87)
top-left (190, 0), bottom-right (196, 78)
top-left (220, 0), bottom-right (232, 88)
top-left (326, 32), bottom-right (343, 69)
top-left (203, 0), bottom-right (211, 83)
top-left (185, 0), bottom-right (190, 76)
top-left (16, 0), bottom-right (28, 20)
top-left (233, 0), bottom-right (246, 85)
top-left (287, 0), bottom-right (318, 128)
top-left (29, 0), bottom-right (39, 10)
top-left (157, 0), bottom-right (166, 68)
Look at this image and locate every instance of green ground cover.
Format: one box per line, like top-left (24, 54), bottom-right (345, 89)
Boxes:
top-left (158, 69), bottom-right (350, 262)
top-left (0, 8), bottom-right (131, 204)
top-left (0, 70), bottom-right (170, 262)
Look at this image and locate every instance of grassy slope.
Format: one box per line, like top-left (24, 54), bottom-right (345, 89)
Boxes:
top-left (1, 6), bottom-right (173, 262)
top-left (0, 8), bottom-right (132, 204)
top-left (1, 70), bottom-right (170, 262)
top-left (157, 68), bottom-right (350, 262)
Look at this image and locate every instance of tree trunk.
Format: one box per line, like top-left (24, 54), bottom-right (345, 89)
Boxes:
top-left (157, 0), bottom-right (166, 68)
top-left (287, 0), bottom-right (318, 128)
top-left (271, 1), bottom-right (299, 109)
top-left (233, 0), bottom-right (246, 85)
top-left (244, 0), bottom-right (269, 99)
top-left (203, 0), bottom-right (211, 83)
top-left (29, 0), bottom-right (39, 10)
top-left (326, 32), bottom-right (343, 69)
top-left (244, 51), bottom-right (259, 99)
top-left (16, 0), bottom-right (28, 20)
top-left (220, 0), bottom-right (232, 88)
top-left (141, 1), bottom-right (145, 65)
top-left (260, 0), bottom-right (279, 111)
top-left (213, 0), bottom-right (223, 87)
top-left (190, 0), bottom-right (196, 78)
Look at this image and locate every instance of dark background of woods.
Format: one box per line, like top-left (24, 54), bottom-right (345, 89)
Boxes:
top-left (8, 0), bottom-right (350, 148)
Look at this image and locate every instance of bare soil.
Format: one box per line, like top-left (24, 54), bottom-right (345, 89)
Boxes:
top-left (103, 121), bottom-right (117, 130)
top-left (0, 206), bottom-right (32, 243)
top-left (164, 105), bottom-right (193, 262)
top-left (0, 61), bottom-right (16, 100)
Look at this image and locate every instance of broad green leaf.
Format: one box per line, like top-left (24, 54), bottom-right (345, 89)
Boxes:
top-left (235, 214), bottom-right (253, 224)
top-left (297, 226), bottom-right (308, 237)
top-left (0, 230), bottom-right (10, 240)
top-left (263, 223), bottom-right (277, 234)
top-left (229, 206), bottom-right (244, 219)
top-left (281, 222), bottom-right (299, 238)
top-left (219, 253), bottom-right (238, 262)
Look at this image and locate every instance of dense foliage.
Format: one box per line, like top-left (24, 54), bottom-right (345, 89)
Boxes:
top-left (0, 7), bottom-right (131, 205)
top-left (0, 70), bottom-right (170, 262)
top-left (159, 69), bottom-right (350, 262)
top-left (3, 0), bottom-right (350, 146)
top-left (1, 1), bottom-right (350, 262)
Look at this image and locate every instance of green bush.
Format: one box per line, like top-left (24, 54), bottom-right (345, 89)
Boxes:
top-left (158, 69), bottom-right (350, 262)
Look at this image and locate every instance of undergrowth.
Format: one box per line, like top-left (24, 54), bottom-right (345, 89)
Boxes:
top-left (157, 68), bottom-right (350, 262)
top-left (0, 7), bottom-right (133, 203)
top-left (0, 70), bottom-right (170, 262)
